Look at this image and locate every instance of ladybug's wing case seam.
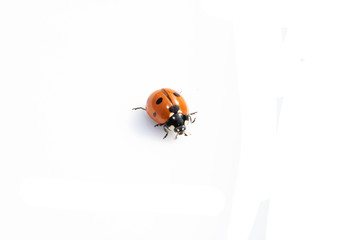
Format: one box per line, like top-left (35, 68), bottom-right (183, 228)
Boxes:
top-left (160, 89), bottom-right (175, 105)
top-left (162, 88), bottom-right (189, 115)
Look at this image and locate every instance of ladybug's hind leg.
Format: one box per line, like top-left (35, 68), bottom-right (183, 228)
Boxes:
top-left (132, 107), bottom-right (146, 111)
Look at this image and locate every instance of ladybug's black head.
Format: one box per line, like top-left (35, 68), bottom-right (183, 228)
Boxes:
top-left (165, 113), bottom-right (190, 135)
top-left (174, 126), bottom-right (186, 135)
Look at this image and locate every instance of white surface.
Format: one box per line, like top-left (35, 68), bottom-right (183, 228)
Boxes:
top-left (0, 1), bottom-right (240, 240)
top-left (1, 0), bottom-right (360, 240)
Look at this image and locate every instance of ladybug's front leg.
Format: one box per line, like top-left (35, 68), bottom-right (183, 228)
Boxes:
top-left (189, 112), bottom-right (197, 124)
top-left (163, 126), bottom-right (169, 139)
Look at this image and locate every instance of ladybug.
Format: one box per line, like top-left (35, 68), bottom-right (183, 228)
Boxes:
top-left (133, 88), bottom-right (197, 139)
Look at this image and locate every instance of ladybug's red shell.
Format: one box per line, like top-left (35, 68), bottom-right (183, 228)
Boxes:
top-left (146, 88), bottom-right (189, 124)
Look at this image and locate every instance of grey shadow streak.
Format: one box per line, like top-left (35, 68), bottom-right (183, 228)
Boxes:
top-left (248, 199), bottom-right (270, 240)
top-left (281, 28), bottom-right (288, 43)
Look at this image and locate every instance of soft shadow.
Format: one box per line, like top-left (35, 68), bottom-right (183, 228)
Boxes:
top-left (129, 109), bottom-right (167, 140)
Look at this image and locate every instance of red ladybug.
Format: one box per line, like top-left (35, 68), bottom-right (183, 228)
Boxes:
top-left (133, 88), bottom-right (196, 139)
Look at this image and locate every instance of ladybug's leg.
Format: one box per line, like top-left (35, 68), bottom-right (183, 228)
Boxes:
top-left (132, 107), bottom-right (146, 110)
top-left (189, 115), bottom-right (196, 124)
top-left (191, 117), bottom-right (196, 124)
top-left (188, 112), bottom-right (197, 123)
top-left (163, 126), bottom-right (169, 139)
top-left (154, 123), bottom-right (164, 127)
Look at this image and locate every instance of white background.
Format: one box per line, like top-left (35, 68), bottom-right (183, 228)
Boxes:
top-left (1, 0), bottom-right (360, 240)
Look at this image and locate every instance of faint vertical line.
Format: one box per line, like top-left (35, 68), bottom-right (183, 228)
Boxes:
top-left (248, 199), bottom-right (270, 240)
top-left (276, 97), bottom-right (284, 133)
top-left (281, 28), bottom-right (288, 43)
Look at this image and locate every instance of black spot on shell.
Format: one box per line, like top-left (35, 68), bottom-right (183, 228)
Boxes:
top-left (174, 92), bottom-right (181, 97)
top-left (156, 97), bottom-right (163, 104)
top-left (169, 105), bottom-right (180, 113)
top-left (153, 112), bottom-right (157, 117)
